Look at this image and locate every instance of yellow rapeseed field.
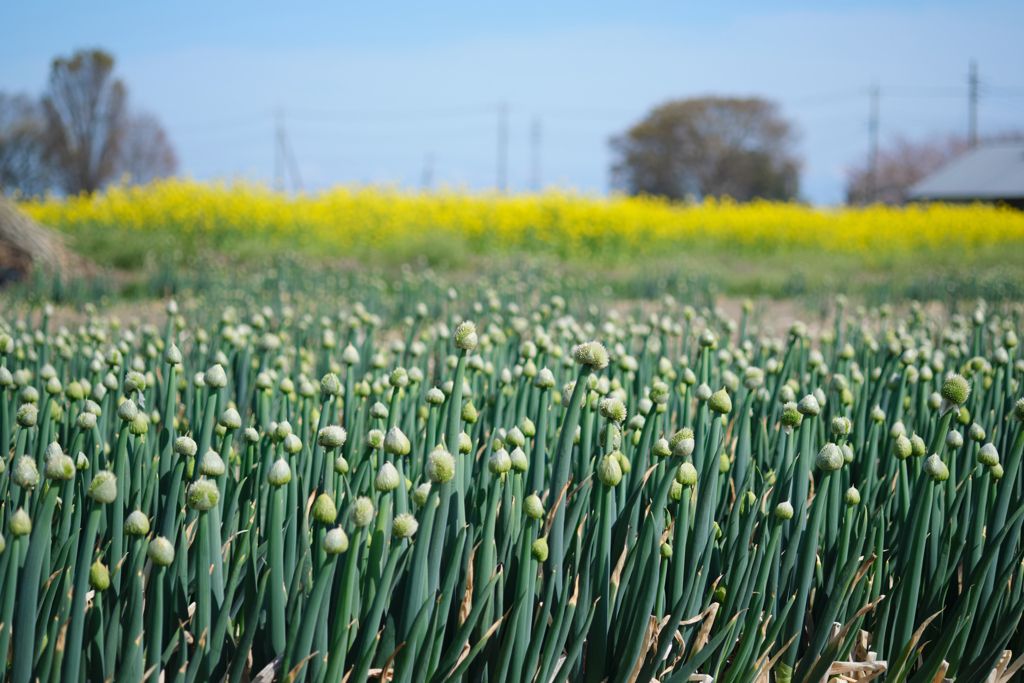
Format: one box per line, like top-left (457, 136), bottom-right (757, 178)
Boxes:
top-left (21, 178), bottom-right (1024, 262)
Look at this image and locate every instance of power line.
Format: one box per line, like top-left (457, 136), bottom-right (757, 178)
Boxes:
top-left (287, 105), bottom-right (494, 122)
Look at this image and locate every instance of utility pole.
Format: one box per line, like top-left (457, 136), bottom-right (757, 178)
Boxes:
top-left (274, 108), bottom-right (285, 192)
top-left (530, 117), bottom-right (542, 192)
top-left (968, 59), bottom-right (979, 149)
top-left (273, 108), bottom-right (302, 193)
top-left (497, 103), bottom-right (508, 192)
top-left (867, 83), bottom-right (880, 203)
top-left (422, 153), bottom-right (434, 190)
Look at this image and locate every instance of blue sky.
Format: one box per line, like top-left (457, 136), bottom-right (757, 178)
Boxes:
top-left (2, 0), bottom-right (1023, 203)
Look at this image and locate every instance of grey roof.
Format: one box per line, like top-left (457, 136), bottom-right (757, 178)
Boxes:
top-left (907, 144), bottom-right (1024, 200)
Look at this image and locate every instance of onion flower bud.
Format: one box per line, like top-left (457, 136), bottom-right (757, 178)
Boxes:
top-left (318, 425), bottom-right (348, 449)
top-left (924, 454), bottom-right (948, 481)
top-left (830, 416), bottom-right (851, 437)
top-left (509, 447), bottom-right (528, 473)
top-left (649, 381), bottom-right (670, 405)
top-left (282, 433), bottom-right (302, 454)
top-left (267, 459), bottom-right (292, 486)
top-left (816, 443), bottom-right (844, 471)
top-left (524, 494), bottom-right (545, 519)
top-left (323, 527), bottom-right (350, 554)
top-left (392, 512), bottom-right (419, 539)
top-left (198, 450), bottom-right (226, 477)
top-left (164, 343), bottom-right (183, 365)
top-left (774, 501), bottom-right (794, 520)
top-left (204, 364), bottom-right (228, 389)
top-left (941, 373), bottom-right (970, 406)
top-left (599, 397), bottom-right (627, 422)
top-left (893, 435), bottom-right (912, 460)
top-left (531, 536), bottom-right (549, 562)
top-left (597, 453), bottom-right (623, 487)
top-left (351, 496), bottom-right (375, 527)
top-left (426, 449), bottom-right (456, 483)
top-left (320, 373), bottom-right (342, 396)
top-left (312, 493), bottom-right (338, 523)
top-left (219, 408), bottom-right (242, 431)
top-left (88, 471), bottom-right (118, 504)
top-left (89, 560), bottom-right (110, 590)
top-left (187, 479), bottom-right (220, 511)
top-left (573, 341), bottom-right (609, 370)
top-left (342, 344), bottom-right (360, 365)
top-left (454, 321), bottom-right (478, 350)
top-left (364, 429), bottom-right (385, 450)
top-left (45, 446), bottom-right (75, 481)
top-left (375, 462), bottom-right (401, 492)
top-left (505, 427), bottom-right (526, 448)
top-left (125, 510), bottom-right (151, 536)
top-left (77, 412), bottom-right (97, 430)
top-left (174, 436), bottom-right (198, 457)
top-left (489, 448), bottom-right (512, 475)
top-left (411, 483), bottom-right (431, 507)
top-left (978, 443), bottom-right (1000, 467)
top-left (968, 423), bottom-right (986, 442)
top-left (670, 427), bottom-right (695, 458)
top-left (797, 395), bottom-right (820, 417)
top-left (148, 536), bottom-right (176, 566)
top-left (117, 399), bottom-right (138, 423)
top-left (382, 427), bottom-right (411, 456)
top-left (9, 508), bottom-right (32, 536)
top-left (677, 462), bottom-right (698, 486)
top-left (781, 403), bottom-right (802, 429)
top-left (13, 456), bottom-right (39, 488)
top-left (708, 388), bottom-right (732, 414)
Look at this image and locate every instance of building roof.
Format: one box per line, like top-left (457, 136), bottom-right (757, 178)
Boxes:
top-left (907, 143), bottom-right (1024, 201)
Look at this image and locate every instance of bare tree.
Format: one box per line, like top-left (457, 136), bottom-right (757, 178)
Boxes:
top-left (41, 49), bottom-right (127, 194)
top-left (0, 93), bottom-right (52, 195)
top-left (845, 131), bottom-right (1024, 205)
top-left (610, 97), bottom-right (801, 201)
top-left (118, 112), bottom-right (178, 185)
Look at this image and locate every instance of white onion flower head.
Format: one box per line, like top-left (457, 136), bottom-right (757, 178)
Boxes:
top-left (574, 341), bottom-right (610, 370)
top-left (454, 321), bottom-right (478, 350)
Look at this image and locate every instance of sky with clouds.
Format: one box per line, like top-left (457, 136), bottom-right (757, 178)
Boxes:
top-left (3, 0), bottom-right (1023, 203)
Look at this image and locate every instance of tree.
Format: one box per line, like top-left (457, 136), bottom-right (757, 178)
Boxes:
top-left (845, 131), bottom-right (1024, 205)
top-left (610, 97), bottom-right (801, 202)
top-left (42, 49), bottom-right (128, 194)
top-left (36, 48), bottom-right (178, 195)
top-left (0, 93), bottom-right (53, 195)
top-left (118, 112), bottom-right (178, 185)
